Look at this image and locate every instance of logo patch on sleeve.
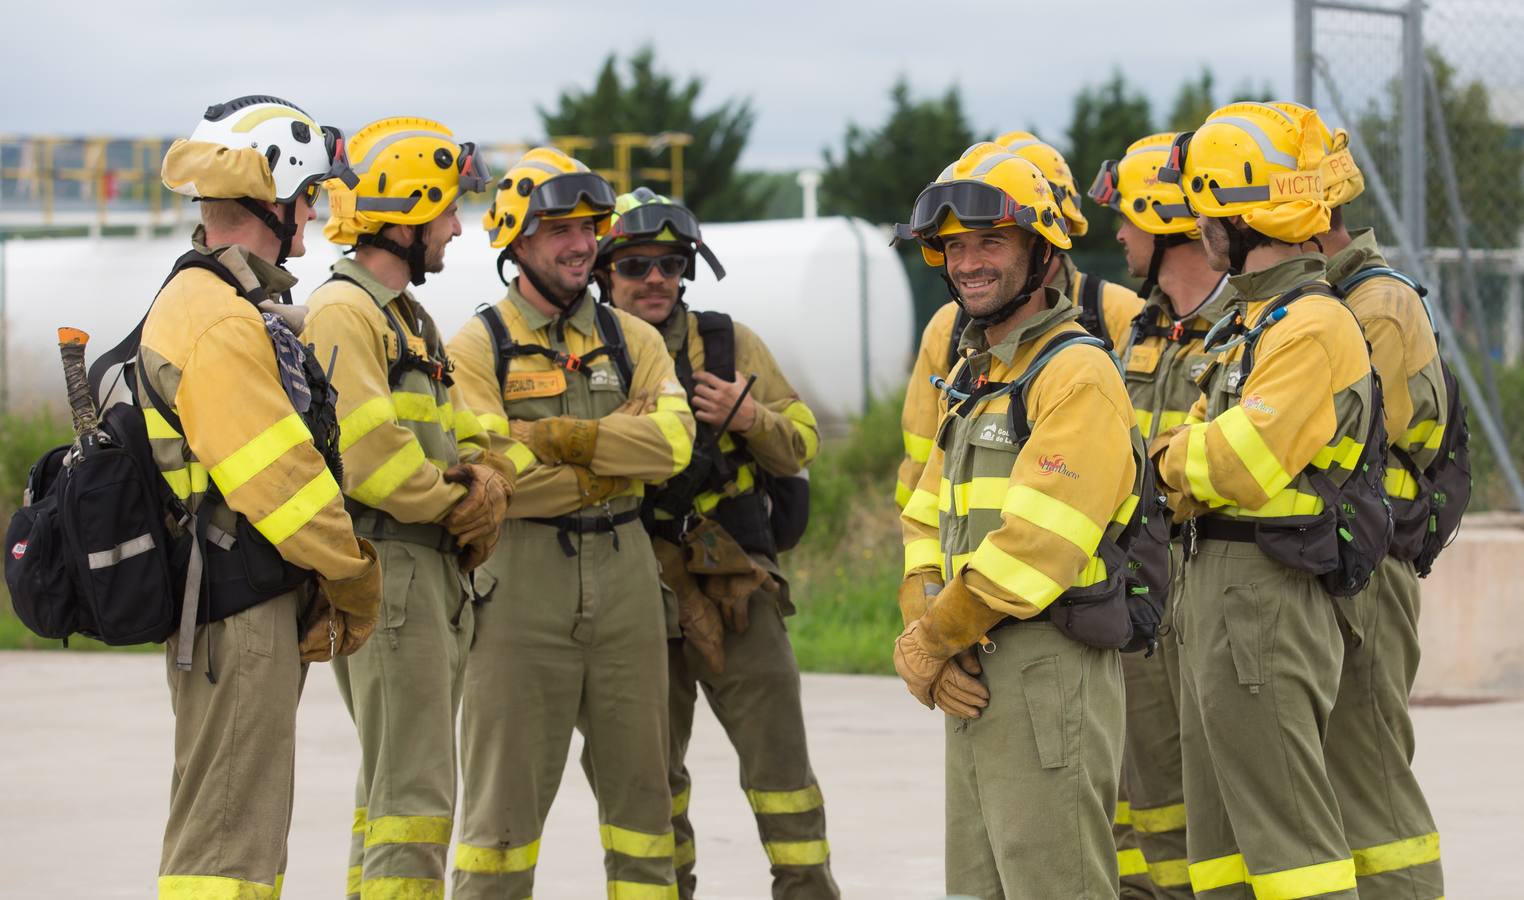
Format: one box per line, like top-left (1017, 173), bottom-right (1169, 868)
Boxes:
top-left (1243, 394), bottom-right (1278, 416)
top-left (1037, 454), bottom-right (1080, 479)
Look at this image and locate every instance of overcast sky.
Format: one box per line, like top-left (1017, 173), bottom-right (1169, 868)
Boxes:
top-left (1, 1), bottom-right (1379, 171)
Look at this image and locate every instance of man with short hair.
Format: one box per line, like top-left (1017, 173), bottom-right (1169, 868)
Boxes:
top-left (595, 188), bottom-right (837, 899)
top-left (148, 95), bottom-right (380, 899)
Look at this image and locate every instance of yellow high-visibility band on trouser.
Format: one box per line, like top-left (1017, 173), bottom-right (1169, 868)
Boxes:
top-left (1130, 802), bottom-right (1187, 834)
top-left (364, 815), bottom-right (453, 848)
top-left (346, 865), bottom-right (362, 898)
top-left (670, 787), bottom-right (690, 818)
top-left (1118, 848), bottom-right (1149, 877)
top-left (1113, 801), bottom-right (1132, 826)
top-left (1190, 853), bottom-right (1248, 893)
top-left (764, 840), bottom-right (831, 867)
top-left (158, 875), bottom-right (276, 899)
top-left (1249, 857), bottom-right (1357, 899)
top-left (454, 840), bottom-right (540, 875)
top-left (674, 839), bottom-right (696, 870)
top-left (746, 785), bottom-right (824, 815)
top-left (1352, 832), bottom-right (1440, 877)
top-left (1149, 858), bottom-right (1191, 888)
top-left (358, 876), bottom-right (445, 899)
top-left (607, 880), bottom-right (679, 899)
top-left (599, 824), bottom-right (676, 859)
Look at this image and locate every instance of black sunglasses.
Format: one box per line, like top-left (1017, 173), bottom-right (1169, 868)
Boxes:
top-left (612, 254), bottom-right (689, 279)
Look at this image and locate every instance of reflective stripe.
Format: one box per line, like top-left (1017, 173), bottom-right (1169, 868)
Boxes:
top-left (606, 881), bottom-right (678, 899)
top-left (454, 840), bottom-right (540, 874)
top-left (904, 538), bottom-right (941, 574)
top-left (1074, 555), bottom-right (1107, 587)
top-left (903, 487), bottom-right (940, 528)
top-left (346, 866), bottom-right (362, 898)
top-left (210, 413), bottom-right (311, 494)
top-left (1118, 848), bottom-right (1149, 877)
top-left (1150, 858), bottom-right (1191, 888)
top-left (1134, 409), bottom-right (1155, 439)
top-left (903, 429), bottom-right (934, 464)
top-left (952, 476), bottom-right (1007, 515)
top-left (1311, 433), bottom-right (1365, 471)
top-left (599, 824), bottom-right (675, 858)
top-left (649, 410), bottom-right (693, 477)
top-left (1003, 484), bottom-right (1104, 553)
top-left (144, 407), bottom-right (182, 439)
top-left (1131, 802), bottom-right (1187, 834)
top-left (1385, 466), bottom-right (1420, 501)
top-left (674, 838), bottom-right (696, 870)
top-left (656, 394), bottom-right (689, 413)
top-left (1185, 424), bottom-right (1226, 505)
top-left (339, 396), bottom-right (396, 452)
top-left (764, 839), bottom-right (831, 867)
top-left (1352, 832), bottom-right (1440, 877)
top-left (783, 400), bottom-right (820, 461)
top-left (353, 807), bottom-right (368, 833)
top-left (968, 541), bottom-right (1064, 609)
top-left (393, 392), bottom-right (444, 424)
top-left (350, 441), bottom-right (429, 507)
top-left (671, 786), bottom-right (690, 818)
top-left (357, 876), bottom-right (444, 899)
top-left (1225, 488), bottom-right (1324, 518)
top-left (1113, 801), bottom-right (1132, 826)
top-left (454, 408), bottom-right (484, 443)
top-left (1113, 492), bottom-right (1140, 526)
top-left (1157, 409), bottom-right (1190, 434)
top-left (87, 533), bottom-right (155, 569)
top-left (506, 441), bottom-right (537, 475)
top-left (1217, 406), bottom-right (1291, 496)
top-left (479, 413), bottom-right (510, 436)
top-left (161, 463), bottom-right (209, 500)
top-left (158, 875), bottom-right (276, 899)
top-left (746, 785), bottom-right (823, 815)
top-left (1403, 419), bottom-right (1443, 451)
top-left (1250, 857), bottom-right (1357, 900)
top-left (1190, 853), bottom-right (1248, 892)
top-left (694, 463), bottom-right (756, 514)
top-left (938, 477), bottom-right (953, 512)
top-left (253, 469), bottom-right (341, 545)
top-left (364, 814), bottom-right (452, 847)
top-left (1205, 116), bottom-right (1300, 169)
top-left (895, 480), bottom-right (913, 508)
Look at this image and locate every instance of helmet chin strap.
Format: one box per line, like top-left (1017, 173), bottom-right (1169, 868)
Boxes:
top-left (1137, 233), bottom-right (1195, 298)
top-left (236, 198), bottom-right (298, 265)
top-left (944, 241), bottom-right (1051, 328)
top-left (517, 254), bottom-right (587, 316)
top-left (358, 227), bottom-right (429, 286)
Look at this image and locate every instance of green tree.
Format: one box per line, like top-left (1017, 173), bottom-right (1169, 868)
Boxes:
top-left (538, 47), bottom-right (758, 222)
top-left (819, 78), bottom-right (981, 328)
top-left (1168, 68), bottom-right (1217, 132)
top-left (1064, 71), bottom-right (1154, 279)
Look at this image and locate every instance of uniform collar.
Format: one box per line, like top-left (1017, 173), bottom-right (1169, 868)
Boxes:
top-left (1227, 253), bottom-right (1327, 303)
top-left (1323, 228), bottom-right (1386, 287)
top-left (329, 256), bottom-right (412, 309)
top-left (1049, 252), bottom-right (1079, 296)
top-left (966, 287), bottom-right (1081, 366)
top-left (507, 279), bottom-right (597, 335)
top-left (191, 225), bottom-right (298, 298)
top-left (1143, 272), bottom-right (1234, 327)
top-left (660, 307), bottom-right (692, 356)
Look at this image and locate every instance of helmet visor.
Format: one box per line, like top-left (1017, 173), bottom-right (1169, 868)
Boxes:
top-left (528, 171), bottom-right (617, 220)
top-left (1155, 131), bottom-right (1196, 215)
top-left (610, 201), bottom-right (702, 245)
top-left (1087, 160), bottom-right (1122, 210)
top-left (909, 180), bottom-right (1043, 239)
top-left (456, 142), bottom-right (493, 195)
top-left (320, 125), bottom-right (360, 190)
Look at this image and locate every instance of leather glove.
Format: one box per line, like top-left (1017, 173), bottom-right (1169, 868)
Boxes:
top-left (933, 649), bottom-right (990, 719)
top-left (308, 538), bottom-right (382, 658)
top-left (569, 465), bottom-right (630, 507)
top-left (898, 570), bottom-right (943, 628)
top-left (893, 575), bottom-right (1005, 708)
top-left (701, 569), bottom-right (777, 634)
top-left (458, 528), bottom-right (500, 573)
top-left (654, 537), bottom-right (726, 674)
top-left (510, 416), bottom-right (598, 467)
top-left (443, 463), bottom-right (511, 546)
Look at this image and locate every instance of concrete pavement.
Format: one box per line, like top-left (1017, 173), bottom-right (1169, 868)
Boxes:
top-left (0, 651), bottom-right (1516, 898)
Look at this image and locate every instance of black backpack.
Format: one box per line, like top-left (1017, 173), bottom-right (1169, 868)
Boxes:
top-left (946, 331), bottom-right (1169, 653)
top-left (1334, 265), bottom-right (1471, 577)
top-left (1211, 282), bottom-right (1393, 597)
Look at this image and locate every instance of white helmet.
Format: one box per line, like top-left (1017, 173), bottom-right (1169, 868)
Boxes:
top-left (171, 95), bottom-right (349, 203)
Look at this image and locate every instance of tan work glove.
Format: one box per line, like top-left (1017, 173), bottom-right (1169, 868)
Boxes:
top-left (570, 465), bottom-right (630, 507)
top-left (701, 569), bottom-right (776, 634)
top-left (933, 649), bottom-right (989, 719)
top-left (302, 538), bottom-right (382, 661)
top-left (893, 575), bottom-right (1005, 709)
top-left (443, 463), bottom-right (512, 547)
top-left (510, 416), bottom-right (598, 466)
top-left (653, 537), bottom-right (726, 674)
top-left (898, 570), bottom-right (943, 628)
top-left (684, 519), bottom-right (771, 633)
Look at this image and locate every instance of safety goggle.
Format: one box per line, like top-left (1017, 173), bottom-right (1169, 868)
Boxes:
top-left (319, 124), bottom-right (360, 191)
top-left (1088, 160), bottom-right (1122, 210)
top-left (611, 253), bottom-right (690, 279)
top-left (907, 179), bottom-right (1051, 241)
top-left (455, 142), bottom-right (493, 195)
top-left (1155, 131), bottom-right (1197, 215)
top-left (527, 172), bottom-right (617, 221)
top-left (600, 200), bottom-right (728, 280)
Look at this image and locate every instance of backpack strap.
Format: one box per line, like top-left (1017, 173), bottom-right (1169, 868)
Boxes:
top-left (1240, 281), bottom-right (1331, 381)
top-left (593, 304), bottom-right (635, 393)
top-left (329, 271), bottom-right (419, 389)
top-left (1335, 264), bottom-right (1436, 331)
top-left (1007, 332), bottom-right (1110, 443)
top-left (695, 310), bottom-right (736, 382)
top-left (474, 304), bottom-right (515, 392)
top-left (1077, 272), bottom-right (1108, 346)
top-left (945, 306), bottom-right (971, 372)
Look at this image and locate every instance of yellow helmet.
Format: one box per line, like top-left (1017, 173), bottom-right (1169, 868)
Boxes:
top-left (1270, 102), bottom-right (1365, 209)
top-left (1088, 133), bottom-right (1200, 239)
top-left (995, 131), bottom-right (1088, 236)
top-left (483, 147), bottom-right (616, 250)
top-left (905, 141), bottom-right (1072, 268)
top-left (323, 117), bottom-right (490, 247)
top-left (1160, 102), bottom-right (1331, 244)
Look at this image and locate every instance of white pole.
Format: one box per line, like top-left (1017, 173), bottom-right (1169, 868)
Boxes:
top-left (796, 169), bottom-right (821, 220)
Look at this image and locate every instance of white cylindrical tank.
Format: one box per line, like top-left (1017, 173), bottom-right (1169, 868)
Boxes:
top-left (1, 216), bottom-right (913, 427)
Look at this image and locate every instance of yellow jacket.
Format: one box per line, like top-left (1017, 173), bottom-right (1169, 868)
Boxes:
top-left (1154, 256), bottom-right (1375, 520)
top-left (1118, 276), bottom-right (1234, 442)
top-left (901, 290), bottom-right (1138, 619)
top-left (301, 258), bottom-right (491, 523)
top-left (895, 258), bottom-right (1141, 509)
top-left (1325, 229), bottom-right (1447, 502)
top-left (447, 283), bottom-right (695, 519)
top-left (138, 241), bottom-right (369, 582)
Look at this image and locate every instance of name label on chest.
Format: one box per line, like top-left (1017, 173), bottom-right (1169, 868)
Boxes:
top-left (503, 369), bottom-right (567, 401)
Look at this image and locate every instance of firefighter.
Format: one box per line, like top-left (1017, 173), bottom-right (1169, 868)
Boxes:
top-left (448, 149), bottom-right (695, 900)
top-left (302, 117), bottom-right (509, 900)
top-left (150, 95), bottom-right (380, 898)
top-left (595, 188), bottom-right (837, 899)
